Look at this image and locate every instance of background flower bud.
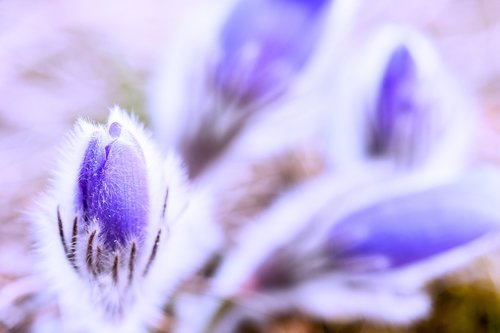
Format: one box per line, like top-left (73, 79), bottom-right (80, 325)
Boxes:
top-left (148, 0), bottom-right (359, 182)
top-left (216, 0), bottom-right (330, 107)
top-left (370, 45), bottom-right (418, 160)
top-left (204, 167), bottom-right (500, 330)
top-left (325, 26), bottom-right (476, 174)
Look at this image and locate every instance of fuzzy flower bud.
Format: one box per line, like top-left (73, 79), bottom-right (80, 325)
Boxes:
top-left (32, 108), bottom-right (187, 333)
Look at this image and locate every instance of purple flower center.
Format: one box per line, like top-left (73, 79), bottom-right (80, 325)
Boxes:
top-left (77, 123), bottom-right (149, 251)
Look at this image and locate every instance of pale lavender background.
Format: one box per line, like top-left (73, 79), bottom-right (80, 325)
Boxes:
top-left (0, 0), bottom-right (499, 319)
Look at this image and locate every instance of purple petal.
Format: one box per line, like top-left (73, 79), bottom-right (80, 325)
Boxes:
top-left (246, 249), bottom-right (298, 291)
top-left (77, 123), bottom-right (149, 250)
top-left (370, 45), bottom-right (419, 156)
top-left (216, 0), bottom-right (330, 106)
top-left (327, 175), bottom-right (500, 270)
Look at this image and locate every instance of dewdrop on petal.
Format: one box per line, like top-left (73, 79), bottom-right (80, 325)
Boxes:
top-left (326, 26), bottom-right (476, 175)
top-left (32, 108), bottom-right (188, 332)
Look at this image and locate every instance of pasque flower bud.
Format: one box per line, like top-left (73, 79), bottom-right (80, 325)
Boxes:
top-left (32, 107), bottom-right (186, 332)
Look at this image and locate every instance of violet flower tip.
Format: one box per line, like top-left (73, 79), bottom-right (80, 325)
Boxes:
top-left (109, 122), bottom-right (122, 138)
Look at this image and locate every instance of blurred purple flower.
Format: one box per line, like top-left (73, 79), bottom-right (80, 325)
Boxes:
top-left (325, 27), bottom-right (475, 172)
top-left (328, 177), bottom-right (499, 270)
top-left (215, 0), bottom-right (330, 107)
top-left (208, 168), bottom-right (500, 329)
top-left (77, 121), bottom-right (149, 251)
top-left (250, 172), bottom-right (500, 291)
top-left (370, 45), bottom-right (418, 157)
top-left (149, 0), bottom-right (356, 182)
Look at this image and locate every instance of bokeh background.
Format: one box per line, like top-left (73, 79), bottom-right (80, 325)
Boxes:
top-left (1, 0), bottom-right (500, 332)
